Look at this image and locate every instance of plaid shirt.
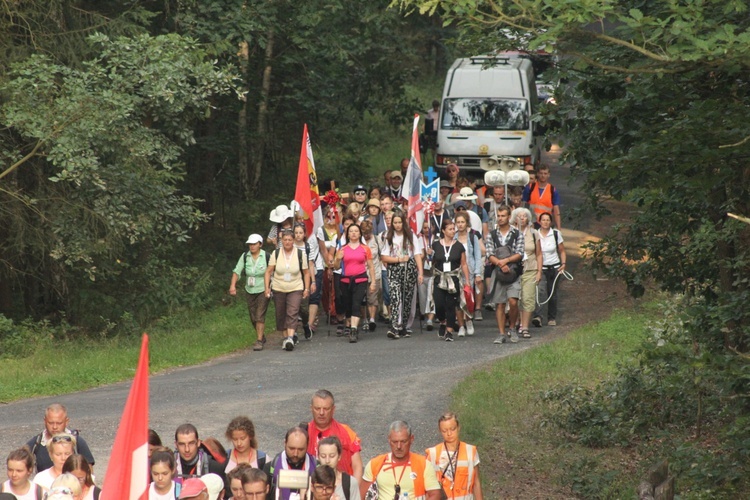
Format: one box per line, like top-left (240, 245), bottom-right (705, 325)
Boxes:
top-left (485, 226), bottom-right (525, 262)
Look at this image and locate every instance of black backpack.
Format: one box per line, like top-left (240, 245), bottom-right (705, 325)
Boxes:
top-left (491, 228), bottom-right (521, 283)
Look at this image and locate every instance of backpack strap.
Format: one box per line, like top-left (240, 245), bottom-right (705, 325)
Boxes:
top-left (342, 473), bottom-right (351, 500)
top-left (36, 484), bottom-right (44, 500)
top-left (257, 451), bottom-right (267, 470)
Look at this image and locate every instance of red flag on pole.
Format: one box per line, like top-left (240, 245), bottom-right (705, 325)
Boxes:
top-left (294, 124), bottom-right (323, 237)
top-left (404, 114), bottom-right (424, 234)
top-left (101, 334), bottom-right (149, 500)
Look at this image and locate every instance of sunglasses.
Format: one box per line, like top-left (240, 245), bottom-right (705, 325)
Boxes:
top-left (354, 190), bottom-right (366, 195)
top-left (51, 435), bottom-right (73, 443)
top-left (455, 206), bottom-right (467, 211)
top-left (45, 487), bottom-right (73, 499)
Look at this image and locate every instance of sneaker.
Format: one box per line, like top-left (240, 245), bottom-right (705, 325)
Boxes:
top-left (387, 329), bottom-right (400, 339)
top-left (303, 324), bottom-right (313, 340)
top-left (349, 327), bottom-right (358, 343)
top-left (532, 316), bottom-right (542, 327)
top-left (336, 325), bottom-right (345, 336)
top-left (493, 333), bottom-right (507, 344)
top-left (402, 329), bottom-right (412, 338)
top-left (474, 310), bottom-right (483, 321)
top-left (548, 319), bottom-right (557, 326)
top-left (361, 322), bottom-right (369, 332)
top-left (425, 319), bottom-right (434, 331)
top-left (252, 340), bottom-right (264, 351)
top-left (457, 326), bottom-right (466, 337)
top-left (292, 334), bottom-right (299, 345)
top-left (484, 303), bottom-right (496, 311)
top-left (466, 320), bottom-right (475, 336)
top-left (283, 338), bottom-right (294, 351)
top-left (444, 331), bottom-right (454, 342)
top-left (510, 329), bottom-right (519, 343)
top-left (369, 320), bottom-right (377, 332)
top-left (438, 323), bottom-right (446, 339)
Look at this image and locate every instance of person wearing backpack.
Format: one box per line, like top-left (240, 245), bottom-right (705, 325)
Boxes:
top-left (534, 212), bottom-right (567, 327)
top-left (485, 205), bottom-right (525, 344)
top-left (3, 447), bottom-right (45, 500)
top-left (229, 233), bottom-right (270, 351)
top-left (522, 163), bottom-right (562, 229)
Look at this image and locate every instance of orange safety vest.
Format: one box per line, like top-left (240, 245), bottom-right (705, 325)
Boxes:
top-left (528, 182), bottom-right (555, 221)
top-left (425, 442), bottom-right (478, 500)
top-left (367, 452), bottom-right (430, 499)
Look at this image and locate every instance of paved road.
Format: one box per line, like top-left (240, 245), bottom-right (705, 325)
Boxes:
top-left (0, 147), bottom-right (590, 479)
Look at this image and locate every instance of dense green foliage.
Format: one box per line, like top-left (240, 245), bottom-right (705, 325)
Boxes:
top-left (0, 1), bottom-right (449, 331)
top-left (395, 0), bottom-right (750, 495)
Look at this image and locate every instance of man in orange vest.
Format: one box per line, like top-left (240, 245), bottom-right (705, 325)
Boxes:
top-left (522, 163), bottom-right (562, 228)
top-left (360, 421), bottom-right (442, 500)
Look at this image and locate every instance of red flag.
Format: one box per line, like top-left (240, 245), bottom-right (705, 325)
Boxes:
top-left (294, 124), bottom-right (323, 236)
top-left (403, 114), bottom-right (424, 234)
top-left (101, 334), bottom-right (149, 500)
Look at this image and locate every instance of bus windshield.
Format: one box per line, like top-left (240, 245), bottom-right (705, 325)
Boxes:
top-left (441, 98), bottom-right (529, 131)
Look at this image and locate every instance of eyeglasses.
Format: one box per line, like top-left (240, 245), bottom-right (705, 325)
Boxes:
top-left (51, 435), bottom-right (73, 443)
top-left (313, 484), bottom-right (335, 493)
top-left (393, 484), bottom-right (401, 500)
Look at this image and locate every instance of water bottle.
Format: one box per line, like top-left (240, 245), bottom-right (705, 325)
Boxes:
top-left (402, 493), bottom-right (409, 500)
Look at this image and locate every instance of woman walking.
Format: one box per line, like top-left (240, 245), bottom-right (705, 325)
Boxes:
top-left (425, 412), bottom-right (483, 499)
top-left (432, 219), bottom-right (470, 342)
top-left (454, 213), bottom-right (483, 337)
top-left (511, 207), bottom-right (542, 338)
top-left (229, 233), bottom-right (269, 351)
top-left (333, 224), bottom-right (376, 343)
top-left (534, 212), bottom-right (566, 326)
top-left (380, 214), bottom-right (423, 339)
top-left (264, 230), bottom-right (310, 351)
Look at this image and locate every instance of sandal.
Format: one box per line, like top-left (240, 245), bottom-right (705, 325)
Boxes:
top-left (521, 328), bottom-right (531, 338)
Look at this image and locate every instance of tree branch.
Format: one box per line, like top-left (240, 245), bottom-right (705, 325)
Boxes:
top-left (719, 135), bottom-right (750, 149)
top-left (0, 140), bottom-right (45, 181)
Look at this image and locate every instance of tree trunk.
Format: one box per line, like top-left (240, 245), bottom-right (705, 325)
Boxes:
top-left (250, 29), bottom-right (274, 196)
top-left (237, 40), bottom-right (251, 200)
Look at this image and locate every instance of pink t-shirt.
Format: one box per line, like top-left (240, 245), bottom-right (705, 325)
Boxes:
top-left (341, 244), bottom-right (372, 283)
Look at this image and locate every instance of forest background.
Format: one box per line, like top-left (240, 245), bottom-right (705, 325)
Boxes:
top-left (1, 1), bottom-right (750, 497)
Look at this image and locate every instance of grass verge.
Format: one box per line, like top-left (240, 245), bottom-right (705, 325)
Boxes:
top-left (0, 299), bottom-right (273, 403)
top-left (452, 307), bottom-right (654, 498)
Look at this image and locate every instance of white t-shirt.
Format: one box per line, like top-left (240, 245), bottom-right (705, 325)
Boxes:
top-left (382, 233), bottom-right (423, 258)
top-left (539, 228), bottom-right (563, 266)
top-left (149, 482), bottom-right (177, 500)
top-left (2, 480), bottom-right (44, 500)
top-left (32, 468), bottom-right (57, 490)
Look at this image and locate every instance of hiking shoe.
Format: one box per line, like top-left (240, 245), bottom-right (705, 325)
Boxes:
top-left (402, 329), bottom-right (412, 338)
top-left (283, 338), bottom-right (294, 351)
top-left (292, 334), bottom-right (299, 345)
top-left (387, 329), bottom-right (400, 339)
top-left (425, 319), bottom-right (434, 331)
top-left (457, 326), bottom-right (466, 338)
top-left (510, 329), bottom-right (519, 343)
top-left (474, 310), bottom-right (483, 321)
top-left (303, 324), bottom-right (313, 340)
top-left (484, 303), bottom-right (496, 311)
top-left (336, 325), bottom-right (345, 336)
top-left (261, 336), bottom-right (267, 344)
top-left (493, 333), bottom-right (507, 344)
top-left (349, 327), bottom-right (358, 343)
top-left (361, 322), bottom-right (369, 332)
top-left (532, 316), bottom-right (542, 327)
top-left (369, 321), bottom-right (377, 332)
top-left (444, 331), bottom-right (454, 342)
top-left (466, 320), bottom-right (475, 336)
top-left (438, 323), bottom-right (446, 339)
top-left (252, 340), bottom-right (264, 351)
top-left (548, 319), bottom-right (557, 326)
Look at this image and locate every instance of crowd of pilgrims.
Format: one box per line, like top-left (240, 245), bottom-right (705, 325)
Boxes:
top-left (229, 161), bottom-right (566, 349)
top-left (4, 396), bottom-right (481, 500)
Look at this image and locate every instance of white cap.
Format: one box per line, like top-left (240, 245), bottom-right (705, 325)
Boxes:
top-left (245, 234), bottom-right (263, 244)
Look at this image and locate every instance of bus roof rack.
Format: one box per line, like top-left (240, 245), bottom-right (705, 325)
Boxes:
top-left (469, 55), bottom-right (511, 65)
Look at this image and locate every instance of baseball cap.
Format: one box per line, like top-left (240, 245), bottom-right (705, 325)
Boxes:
top-left (390, 171), bottom-right (403, 179)
top-left (353, 185), bottom-right (367, 193)
top-left (179, 478), bottom-right (208, 499)
top-left (245, 234), bottom-right (263, 245)
top-left (439, 180), bottom-right (452, 189)
top-left (201, 474), bottom-right (224, 500)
